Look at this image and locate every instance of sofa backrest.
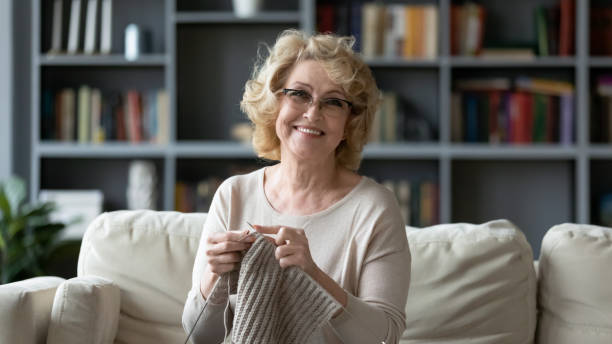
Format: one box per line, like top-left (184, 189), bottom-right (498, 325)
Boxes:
top-left (537, 223), bottom-right (612, 344)
top-left (77, 210), bottom-right (206, 344)
top-left (402, 219), bottom-right (538, 344)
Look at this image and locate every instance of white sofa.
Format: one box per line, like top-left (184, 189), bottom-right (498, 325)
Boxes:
top-left (1, 210), bottom-right (611, 344)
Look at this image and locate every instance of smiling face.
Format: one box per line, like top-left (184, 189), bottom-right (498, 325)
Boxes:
top-left (276, 59), bottom-right (351, 166)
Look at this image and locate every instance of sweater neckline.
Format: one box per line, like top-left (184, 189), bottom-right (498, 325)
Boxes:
top-left (257, 167), bottom-right (367, 220)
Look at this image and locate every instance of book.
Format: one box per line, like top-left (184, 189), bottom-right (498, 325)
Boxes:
top-left (536, 6), bottom-right (549, 56)
top-left (78, 85), bottom-right (91, 143)
top-left (362, 3), bottom-right (385, 58)
top-left (84, 0), bottom-right (99, 54)
top-left (67, 0), bottom-right (82, 54)
top-left (90, 88), bottom-right (103, 143)
top-left (559, 0), bottom-right (574, 56)
top-left (50, 0), bottom-right (64, 53)
top-left (42, 90), bottom-right (55, 140)
top-left (560, 94), bottom-right (574, 144)
top-left (126, 91), bottom-right (143, 143)
top-left (100, 0), bottom-right (112, 54)
top-left (316, 4), bottom-right (335, 34)
top-left (156, 90), bottom-right (168, 144)
top-left (61, 88), bottom-right (76, 141)
top-left (384, 5), bottom-right (405, 58)
top-left (451, 92), bottom-right (462, 142)
top-left (39, 189), bottom-right (103, 240)
top-left (516, 77), bottom-right (574, 96)
top-left (423, 6), bottom-right (438, 59)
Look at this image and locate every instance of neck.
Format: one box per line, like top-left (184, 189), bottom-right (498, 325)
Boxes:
top-left (271, 153), bottom-right (340, 194)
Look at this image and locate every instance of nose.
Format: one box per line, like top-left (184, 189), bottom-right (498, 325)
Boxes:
top-left (303, 100), bottom-right (323, 120)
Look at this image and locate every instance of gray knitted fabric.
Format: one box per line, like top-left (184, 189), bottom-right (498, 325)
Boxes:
top-left (211, 233), bottom-right (341, 344)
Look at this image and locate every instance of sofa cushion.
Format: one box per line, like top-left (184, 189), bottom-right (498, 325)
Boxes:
top-left (0, 276), bottom-right (64, 344)
top-left (537, 223), bottom-right (612, 344)
top-left (402, 219), bottom-right (537, 344)
top-left (77, 210), bottom-right (206, 344)
top-left (47, 276), bottom-right (120, 344)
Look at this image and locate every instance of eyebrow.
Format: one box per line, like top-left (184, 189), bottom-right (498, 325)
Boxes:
top-left (290, 81), bottom-right (345, 98)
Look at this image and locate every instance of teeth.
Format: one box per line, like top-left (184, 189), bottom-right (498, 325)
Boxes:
top-left (297, 127), bottom-right (323, 135)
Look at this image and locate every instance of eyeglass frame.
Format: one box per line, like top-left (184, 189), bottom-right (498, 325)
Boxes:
top-left (279, 88), bottom-right (354, 117)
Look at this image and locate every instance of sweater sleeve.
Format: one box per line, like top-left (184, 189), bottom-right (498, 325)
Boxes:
top-left (329, 201), bottom-right (411, 344)
top-left (182, 180), bottom-right (232, 343)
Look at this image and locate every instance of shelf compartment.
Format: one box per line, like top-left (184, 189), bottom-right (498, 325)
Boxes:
top-left (40, 0), bottom-right (166, 54)
top-left (39, 54), bottom-right (168, 66)
top-left (37, 142), bottom-right (168, 158)
top-left (177, 23), bottom-right (295, 140)
top-left (452, 159), bottom-right (575, 258)
top-left (175, 158), bottom-right (272, 212)
top-left (40, 158), bottom-right (165, 211)
top-left (41, 66), bottom-right (165, 92)
top-left (371, 68), bottom-right (440, 142)
top-left (359, 159), bottom-right (440, 227)
top-left (175, 11), bottom-right (301, 24)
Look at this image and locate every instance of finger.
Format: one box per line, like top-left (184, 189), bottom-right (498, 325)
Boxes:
top-left (208, 262), bottom-right (240, 274)
top-left (206, 241), bottom-right (252, 256)
top-left (275, 226), bottom-right (302, 246)
top-left (209, 252), bottom-right (243, 264)
top-left (208, 230), bottom-right (255, 244)
top-left (278, 256), bottom-right (300, 270)
top-left (253, 224), bottom-right (289, 235)
top-left (275, 244), bottom-right (299, 260)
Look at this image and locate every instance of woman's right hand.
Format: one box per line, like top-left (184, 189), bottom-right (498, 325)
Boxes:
top-left (200, 229), bottom-right (255, 299)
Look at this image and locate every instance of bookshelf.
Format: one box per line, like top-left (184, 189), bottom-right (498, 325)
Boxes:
top-left (29, 0), bottom-right (612, 257)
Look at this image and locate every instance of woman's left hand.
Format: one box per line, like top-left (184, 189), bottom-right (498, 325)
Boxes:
top-left (252, 225), bottom-right (319, 277)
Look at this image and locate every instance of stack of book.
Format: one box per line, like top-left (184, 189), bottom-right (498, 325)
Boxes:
top-left (370, 91), bottom-right (434, 143)
top-left (39, 189), bottom-right (104, 240)
top-left (451, 77), bottom-right (575, 144)
top-left (48, 0), bottom-right (114, 54)
top-left (317, 2), bottom-right (438, 59)
top-left (381, 179), bottom-right (439, 228)
top-left (41, 87), bottom-right (168, 144)
top-left (535, 0), bottom-right (575, 56)
top-left (175, 177), bottom-right (223, 214)
top-left (451, 0), bottom-right (574, 58)
top-left (591, 75), bottom-right (612, 143)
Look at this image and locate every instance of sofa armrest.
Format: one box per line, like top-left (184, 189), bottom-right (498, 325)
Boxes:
top-left (0, 276), bottom-right (65, 344)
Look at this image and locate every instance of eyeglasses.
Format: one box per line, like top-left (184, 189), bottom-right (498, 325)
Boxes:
top-left (281, 88), bottom-right (353, 118)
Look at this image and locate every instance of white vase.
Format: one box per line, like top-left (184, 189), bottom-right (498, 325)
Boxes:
top-left (127, 160), bottom-right (158, 210)
top-left (232, 0), bottom-right (263, 18)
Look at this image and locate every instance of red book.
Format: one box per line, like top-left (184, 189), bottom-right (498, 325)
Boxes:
top-left (488, 91), bottom-right (501, 143)
top-left (317, 5), bottom-right (335, 34)
top-left (522, 93), bottom-right (534, 143)
top-left (127, 91), bottom-right (143, 143)
top-left (450, 5), bottom-right (461, 55)
top-left (559, 0), bottom-right (575, 56)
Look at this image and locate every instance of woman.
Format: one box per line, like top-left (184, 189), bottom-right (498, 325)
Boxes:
top-left (182, 29), bottom-right (411, 343)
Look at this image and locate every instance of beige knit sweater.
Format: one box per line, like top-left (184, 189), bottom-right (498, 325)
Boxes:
top-left (207, 232), bottom-right (341, 344)
top-left (182, 168), bottom-right (411, 343)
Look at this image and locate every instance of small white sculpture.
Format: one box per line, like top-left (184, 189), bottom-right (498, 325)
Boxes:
top-left (127, 160), bottom-right (157, 210)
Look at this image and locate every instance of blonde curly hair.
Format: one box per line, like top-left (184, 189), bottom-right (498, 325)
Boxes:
top-left (240, 29), bottom-right (380, 171)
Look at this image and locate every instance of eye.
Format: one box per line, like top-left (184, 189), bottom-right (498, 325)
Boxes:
top-left (323, 98), bottom-right (345, 108)
top-left (287, 89), bottom-right (310, 101)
